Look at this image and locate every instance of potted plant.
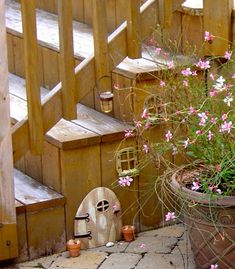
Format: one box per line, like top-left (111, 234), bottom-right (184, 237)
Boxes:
top-left (67, 239), bottom-right (81, 257)
top-left (122, 225), bottom-right (135, 242)
top-left (117, 32), bottom-right (235, 269)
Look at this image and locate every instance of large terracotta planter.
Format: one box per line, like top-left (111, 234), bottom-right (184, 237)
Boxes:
top-left (171, 169), bottom-right (235, 269)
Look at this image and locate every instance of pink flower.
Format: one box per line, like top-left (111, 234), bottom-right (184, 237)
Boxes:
top-left (167, 61), bottom-right (174, 69)
top-left (232, 73), bottom-right (235, 79)
top-left (192, 71), bottom-right (197, 76)
top-left (204, 31), bottom-right (214, 42)
top-left (210, 117), bottom-right (217, 124)
top-left (188, 106), bottom-right (197, 115)
top-left (139, 243), bottom-right (146, 248)
top-left (141, 108), bottom-right (148, 119)
top-left (210, 264), bottom-right (218, 269)
top-left (160, 80), bottom-right (166, 87)
top-left (209, 73), bottom-right (215, 80)
top-left (224, 51), bottom-right (232, 60)
top-left (143, 144), bottom-right (149, 153)
top-left (196, 130), bottom-right (202, 135)
top-left (134, 120), bottom-right (142, 128)
top-left (183, 80), bottom-right (188, 87)
top-left (183, 138), bottom-right (190, 148)
top-left (209, 90), bottom-right (216, 97)
top-left (220, 121), bottom-right (233, 133)
top-left (165, 130), bottom-right (173, 142)
top-left (155, 47), bottom-right (162, 55)
top-left (114, 83), bottom-right (120, 90)
top-left (181, 68), bottom-right (192, 76)
top-left (124, 129), bottom-right (134, 138)
top-left (198, 112), bottom-right (208, 126)
top-left (118, 176), bottom-right (133, 187)
top-left (192, 181), bottom-right (200, 191)
top-left (207, 131), bottom-right (214, 141)
top-left (221, 113), bottom-right (228, 121)
top-left (196, 59), bottom-right (211, 70)
top-left (165, 212), bottom-right (176, 221)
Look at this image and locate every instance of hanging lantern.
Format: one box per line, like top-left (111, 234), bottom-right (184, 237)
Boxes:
top-left (96, 76), bottom-right (114, 113)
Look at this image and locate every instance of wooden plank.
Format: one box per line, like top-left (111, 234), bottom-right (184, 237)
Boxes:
top-left (46, 118), bottom-right (101, 149)
top-left (84, 0), bottom-right (93, 26)
top-left (106, 0), bottom-right (116, 33)
top-left (92, 0), bottom-right (110, 111)
top-left (158, 0), bottom-right (173, 28)
top-left (73, 104), bottom-right (129, 142)
top-left (57, 0), bottom-right (77, 119)
top-left (24, 151), bottom-right (42, 183)
top-left (116, 0), bottom-right (128, 27)
top-left (127, 0), bottom-right (141, 59)
top-left (203, 0), bottom-right (233, 56)
top-left (21, 0), bottom-right (44, 154)
top-left (100, 139), bottom-right (140, 228)
top-left (26, 206), bottom-right (66, 260)
top-left (72, 0), bottom-right (84, 22)
top-left (60, 144), bottom-right (101, 239)
top-left (0, 0), bottom-right (18, 260)
top-left (12, 36), bottom-right (25, 77)
top-left (7, 34), bottom-right (14, 73)
top-left (14, 169), bottom-right (65, 212)
top-left (42, 141), bottom-right (61, 193)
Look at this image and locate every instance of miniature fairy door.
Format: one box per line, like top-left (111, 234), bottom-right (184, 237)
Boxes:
top-left (74, 187), bottom-right (122, 249)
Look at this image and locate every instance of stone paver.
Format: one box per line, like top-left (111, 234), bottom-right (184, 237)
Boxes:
top-left (90, 241), bottom-right (129, 253)
top-left (5, 224), bottom-right (196, 269)
top-left (135, 253), bottom-right (195, 269)
top-left (17, 253), bottom-right (60, 268)
top-left (99, 253), bottom-right (142, 269)
top-left (125, 236), bottom-right (178, 254)
top-left (138, 225), bottom-right (185, 238)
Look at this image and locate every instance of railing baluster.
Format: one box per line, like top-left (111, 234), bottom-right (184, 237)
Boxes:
top-left (158, 0), bottom-right (172, 29)
top-left (92, 0), bottom-right (109, 111)
top-left (21, 0), bottom-right (43, 154)
top-left (0, 0), bottom-right (18, 260)
top-left (127, 0), bottom-right (141, 59)
top-left (57, 0), bottom-right (77, 119)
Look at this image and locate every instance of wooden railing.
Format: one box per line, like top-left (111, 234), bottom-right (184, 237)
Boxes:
top-left (11, 0), bottom-right (158, 162)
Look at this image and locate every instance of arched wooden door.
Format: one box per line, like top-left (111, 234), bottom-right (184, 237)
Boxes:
top-left (74, 187), bottom-right (122, 249)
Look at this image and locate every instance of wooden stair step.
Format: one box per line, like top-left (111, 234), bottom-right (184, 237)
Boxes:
top-left (14, 168), bottom-right (66, 261)
top-left (73, 104), bottom-right (130, 142)
top-left (5, 0), bottom-right (94, 60)
top-left (9, 73), bottom-right (49, 124)
top-left (14, 168), bottom-right (65, 212)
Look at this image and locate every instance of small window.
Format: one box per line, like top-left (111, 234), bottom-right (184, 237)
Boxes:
top-left (116, 147), bottom-right (139, 177)
top-left (96, 200), bottom-right (109, 212)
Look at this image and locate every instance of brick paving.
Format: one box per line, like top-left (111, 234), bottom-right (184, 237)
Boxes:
top-left (3, 225), bottom-right (196, 269)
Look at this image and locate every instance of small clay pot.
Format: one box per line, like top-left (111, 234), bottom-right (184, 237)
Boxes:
top-left (122, 225), bottom-right (135, 242)
top-left (67, 239), bottom-right (81, 257)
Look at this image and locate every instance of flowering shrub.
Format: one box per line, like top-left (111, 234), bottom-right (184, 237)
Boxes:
top-left (119, 31), bottom-right (235, 198)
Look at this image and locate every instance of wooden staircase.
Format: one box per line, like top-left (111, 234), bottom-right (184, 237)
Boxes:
top-left (3, 0), bottom-right (234, 263)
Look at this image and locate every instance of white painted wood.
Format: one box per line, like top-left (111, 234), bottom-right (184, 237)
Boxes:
top-left (74, 187), bottom-right (122, 249)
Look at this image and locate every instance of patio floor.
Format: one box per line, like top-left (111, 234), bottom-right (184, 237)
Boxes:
top-left (3, 224), bottom-right (196, 269)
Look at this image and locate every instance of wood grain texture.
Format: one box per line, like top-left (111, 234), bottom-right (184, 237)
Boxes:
top-left (58, 0), bottom-right (77, 119)
top-left (127, 0), bottom-right (141, 59)
top-left (204, 0), bottom-right (233, 56)
top-left (21, 0), bottom-right (44, 154)
top-left (60, 144), bottom-right (101, 239)
top-left (74, 187), bottom-right (122, 249)
top-left (0, 0), bottom-right (18, 260)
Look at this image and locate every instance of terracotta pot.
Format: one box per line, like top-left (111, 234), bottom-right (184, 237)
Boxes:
top-left (122, 225), bottom-right (135, 242)
top-left (67, 240), bottom-right (81, 257)
top-left (171, 169), bottom-right (235, 269)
